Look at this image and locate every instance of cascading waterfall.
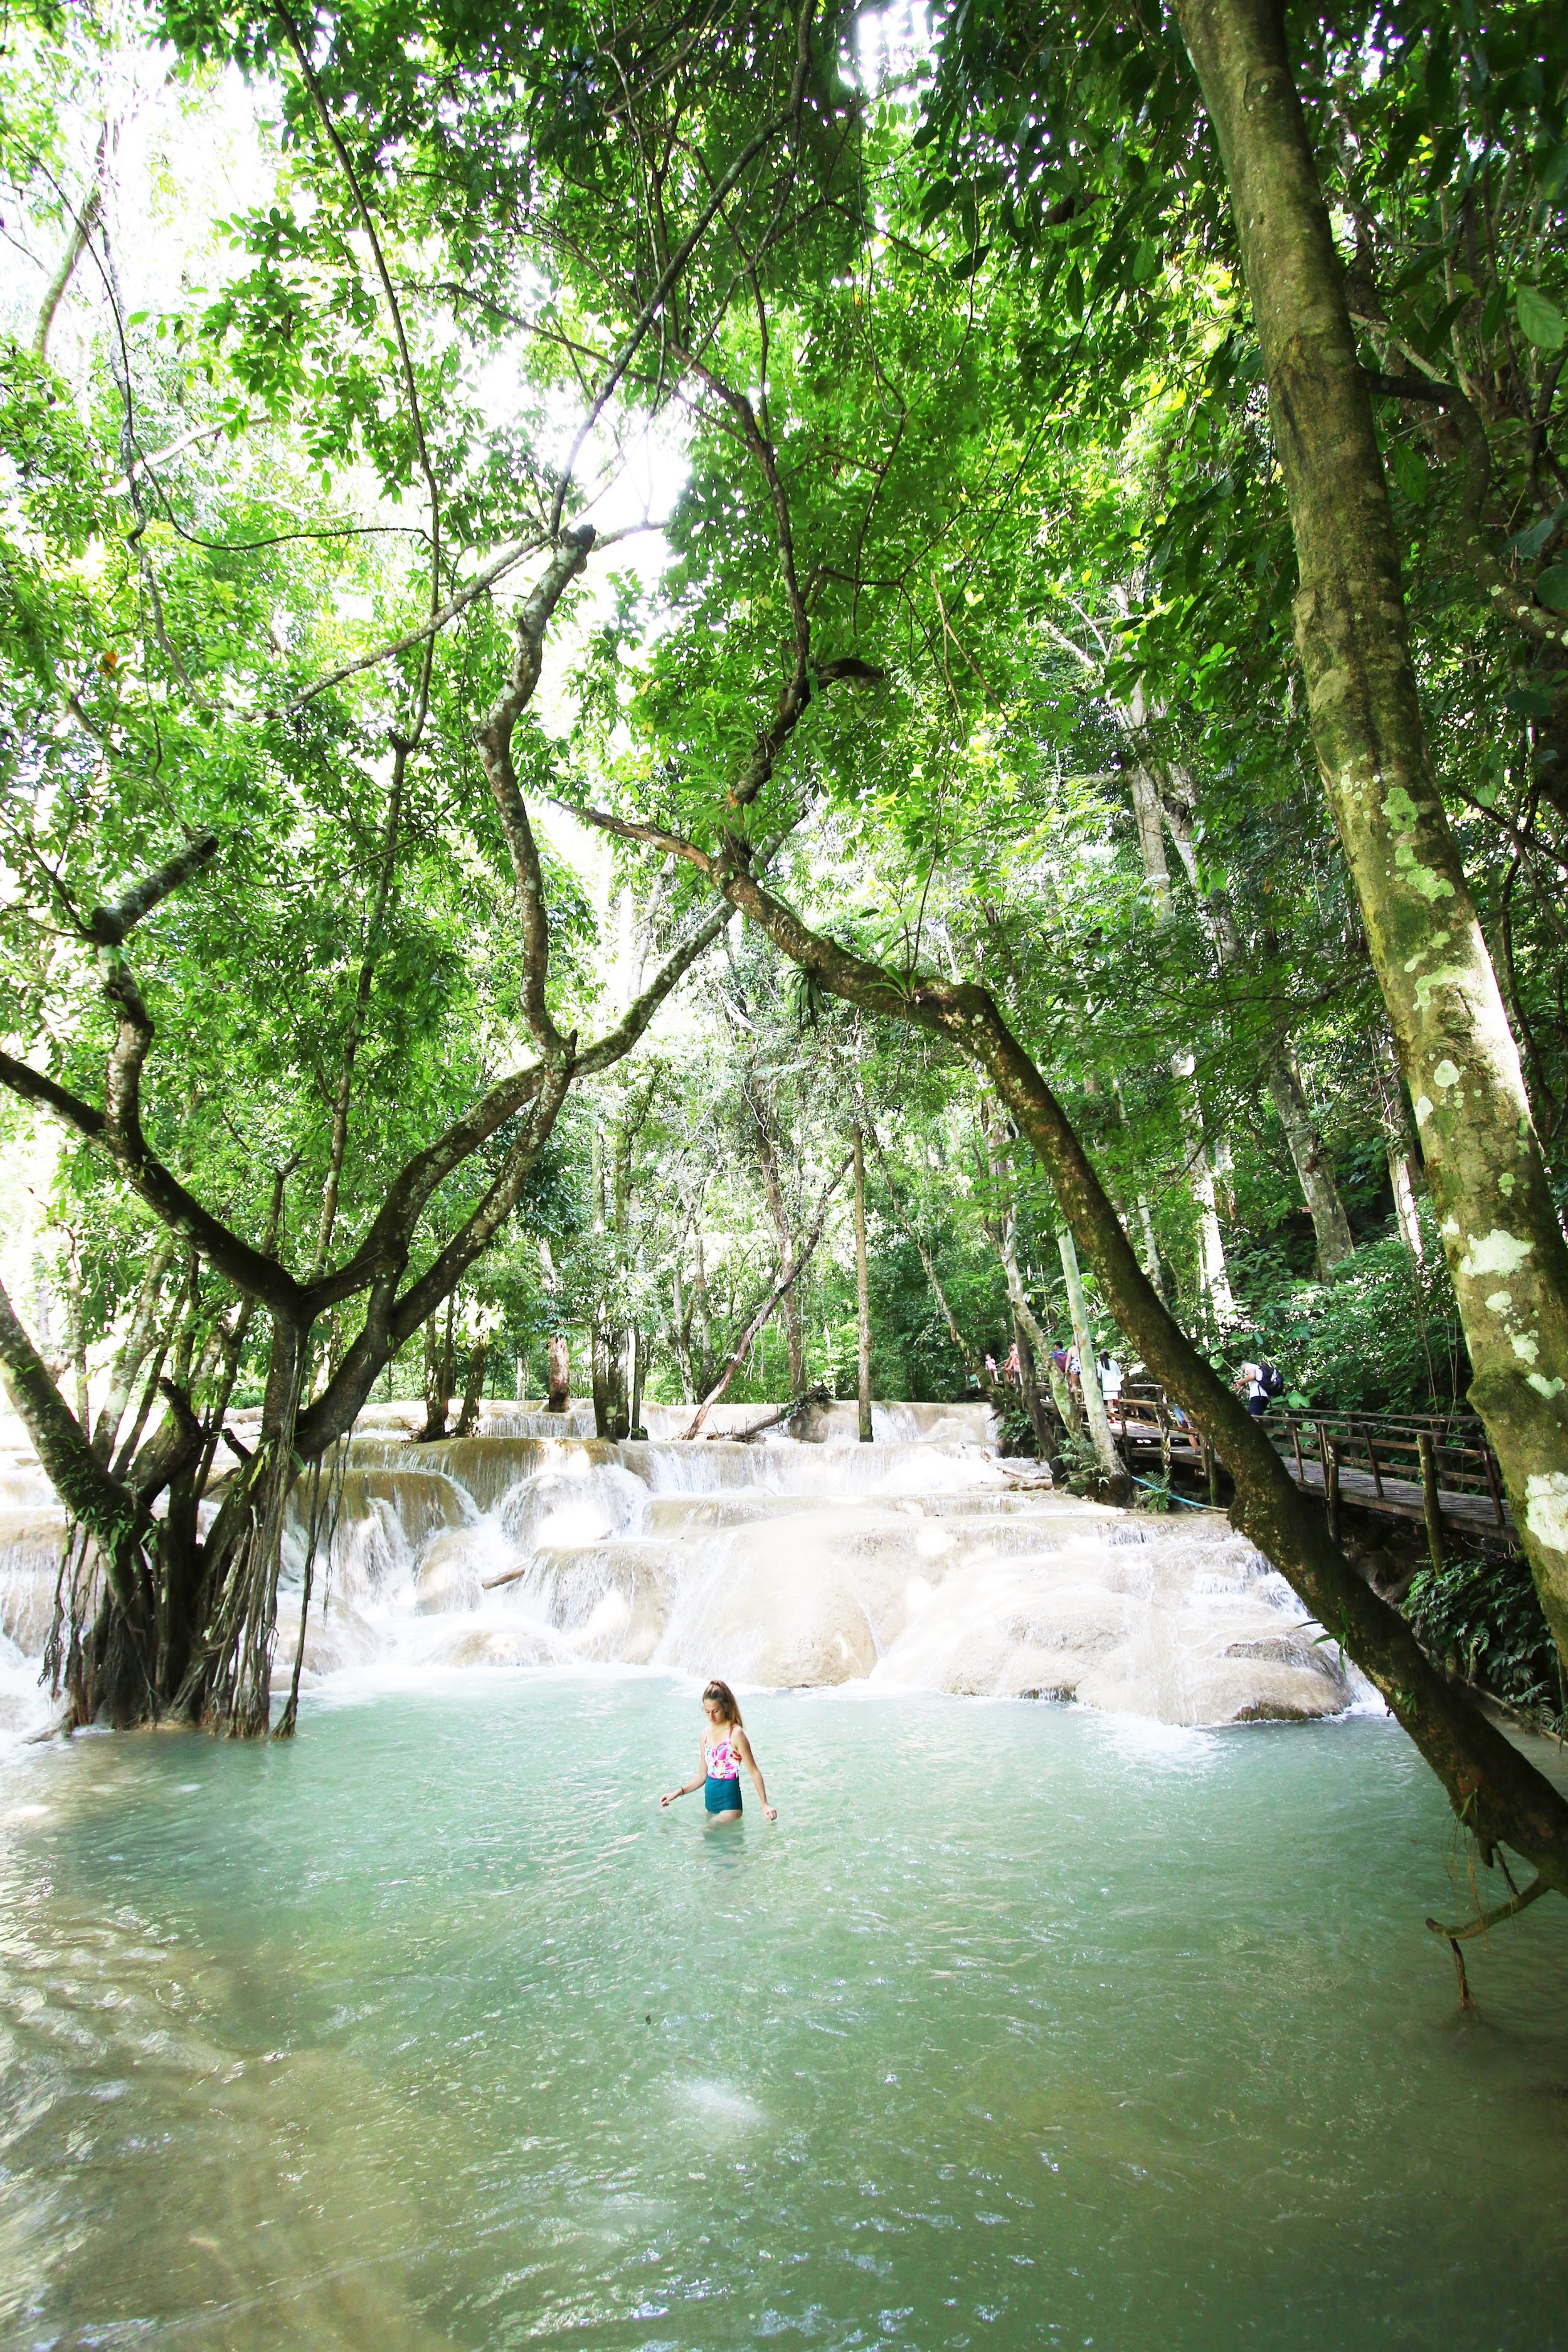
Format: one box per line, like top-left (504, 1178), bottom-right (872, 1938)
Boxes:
top-left (0, 1433), bottom-right (69, 1731)
top-left (277, 1404), bottom-right (1367, 1725)
top-left (0, 1400), bottom-right (1370, 1730)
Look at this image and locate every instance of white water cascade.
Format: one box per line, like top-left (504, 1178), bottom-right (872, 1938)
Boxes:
top-left (0, 1425), bottom-right (68, 1734)
top-left (269, 1401), bottom-right (1369, 1725)
top-left (0, 1399), bottom-right (1371, 1730)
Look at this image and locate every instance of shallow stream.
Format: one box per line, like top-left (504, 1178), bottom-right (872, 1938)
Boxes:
top-left (3, 1677), bottom-right (1567, 2349)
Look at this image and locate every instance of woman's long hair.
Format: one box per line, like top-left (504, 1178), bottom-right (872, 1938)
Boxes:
top-left (702, 1678), bottom-right (743, 1727)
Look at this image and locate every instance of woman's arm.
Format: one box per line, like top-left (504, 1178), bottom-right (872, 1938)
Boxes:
top-left (660, 1740), bottom-right (707, 1807)
top-left (736, 1729), bottom-right (778, 1821)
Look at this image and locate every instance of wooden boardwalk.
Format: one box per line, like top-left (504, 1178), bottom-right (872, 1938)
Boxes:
top-left (1278, 1453), bottom-right (1513, 1540)
top-left (1101, 1389), bottom-right (1515, 1550)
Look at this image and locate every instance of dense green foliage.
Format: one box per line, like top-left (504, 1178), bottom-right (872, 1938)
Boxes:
top-left (1407, 1547), bottom-right (1567, 1724)
top-left (0, 4), bottom-right (1562, 1481)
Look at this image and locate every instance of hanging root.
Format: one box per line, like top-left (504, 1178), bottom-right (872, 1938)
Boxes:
top-left (1425, 1874), bottom-right (1554, 2007)
top-left (1438, 1932), bottom-right (1473, 2008)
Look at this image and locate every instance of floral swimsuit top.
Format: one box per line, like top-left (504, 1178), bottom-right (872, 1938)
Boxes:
top-left (705, 1735), bottom-right (741, 1781)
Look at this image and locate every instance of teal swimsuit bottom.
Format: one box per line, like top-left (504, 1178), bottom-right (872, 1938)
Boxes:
top-left (704, 1774), bottom-right (742, 1814)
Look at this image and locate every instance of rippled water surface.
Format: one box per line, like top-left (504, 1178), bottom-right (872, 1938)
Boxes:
top-left (3, 1678), bottom-right (1567, 2351)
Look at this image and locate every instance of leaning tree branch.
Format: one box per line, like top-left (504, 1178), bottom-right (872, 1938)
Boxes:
top-left (476, 527), bottom-right (597, 1057)
top-left (32, 134), bottom-right (105, 364)
top-left (0, 1049), bottom-right (109, 1143)
top-left (1427, 1872), bottom-right (1550, 1944)
top-left (683, 1151), bottom-right (851, 1438)
top-left (575, 898), bottom-right (734, 1074)
top-left (0, 1043), bottom-right (306, 1320)
top-left (86, 830), bottom-right (220, 946)
top-left (723, 1382), bottom-right (834, 1441)
top-left (278, 534), bottom-right (546, 716)
top-left (547, 0), bottom-right (820, 538)
top-left (0, 830), bottom-right (311, 1313)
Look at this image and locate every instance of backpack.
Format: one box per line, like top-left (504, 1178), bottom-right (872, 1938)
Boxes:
top-left (1259, 1361), bottom-right (1284, 1399)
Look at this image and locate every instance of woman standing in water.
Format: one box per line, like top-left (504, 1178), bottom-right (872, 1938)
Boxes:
top-left (660, 1680), bottom-right (777, 1823)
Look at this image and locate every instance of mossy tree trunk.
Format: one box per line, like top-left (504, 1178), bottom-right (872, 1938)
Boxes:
top-left (1265, 1037), bottom-right (1355, 1275)
top-left (1174, 0), bottom-right (1568, 1657)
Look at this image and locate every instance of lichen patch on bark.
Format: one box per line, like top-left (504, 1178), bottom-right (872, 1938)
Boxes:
top-left (1526, 1473), bottom-right (1568, 1554)
top-left (1461, 1230), bottom-right (1535, 1280)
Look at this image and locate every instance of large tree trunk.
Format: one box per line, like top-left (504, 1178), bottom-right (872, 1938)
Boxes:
top-left (183, 1318), bottom-right (309, 1735)
top-left (1056, 1224), bottom-right (1125, 1490)
top-left (419, 1298), bottom-right (456, 1440)
top-left (1010, 1315), bottom-right (1054, 1458)
top-left (1373, 1027), bottom-right (1426, 1258)
top-left (592, 1318), bottom-right (627, 1439)
top-left (630, 1323), bottom-right (646, 1438)
top-left (1126, 766), bottom-right (1237, 1322)
top-left (692, 1230), bottom-right (714, 1392)
top-left (852, 1127), bottom-right (872, 1443)
top-left (669, 1267), bottom-right (698, 1403)
top-left (1173, 1053), bottom-right (1236, 1327)
top-left (453, 1332), bottom-right (488, 1436)
top-left (91, 1239), bottom-right (176, 1461)
top-left (1174, 0), bottom-right (1568, 1659)
top-left (1265, 1036), bottom-right (1355, 1274)
top-left (754, 1104), bottom-right (807, 1394)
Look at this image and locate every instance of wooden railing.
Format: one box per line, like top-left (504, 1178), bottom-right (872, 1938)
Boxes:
top-left (1074, 1381), bottom-right (1512, 1550)
top-left (1096, 1380), bottom-right (1219, 1496)
top-left (1261, 1407), bottom-right (1506, 1521)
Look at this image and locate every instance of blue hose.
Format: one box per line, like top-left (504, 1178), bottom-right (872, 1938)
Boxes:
top-left (1128, 1470), bottom-right (1224, 1513)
